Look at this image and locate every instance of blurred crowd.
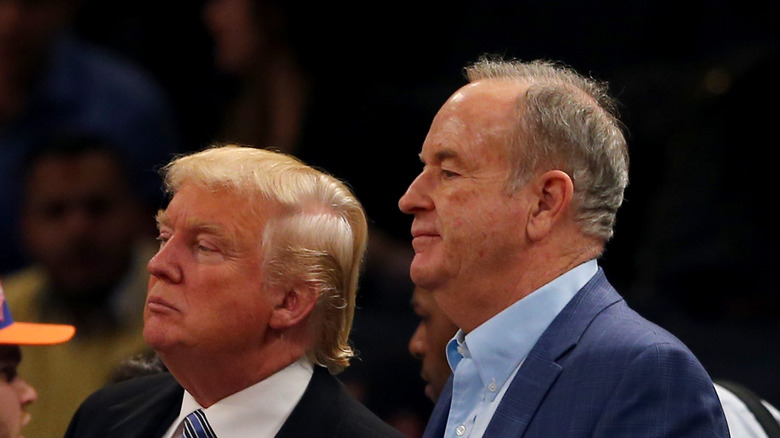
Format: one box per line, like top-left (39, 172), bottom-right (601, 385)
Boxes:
top-left (1, 1), bottom-right (779, 437)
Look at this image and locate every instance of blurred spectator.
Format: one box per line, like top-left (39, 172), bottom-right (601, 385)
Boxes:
top-left (202, 0), bottom-right (310, 154)
top-left (1, 277), bottom-right (75, 438)
top-left (0, 0), bottom-right (180, 274)
top-left (2, 135), bottom-right (157, 438)
top-left (408, 286), bottom-right (457, 404)
top-left (109, 351), bottom-right (167, 384)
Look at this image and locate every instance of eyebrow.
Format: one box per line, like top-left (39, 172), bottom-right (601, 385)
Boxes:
top-left (419, 148), bottom-right (459, 164)
top-left (155, 209), bottom-right (169, 228)
top-left (156, 209), bottom-right (242, 251)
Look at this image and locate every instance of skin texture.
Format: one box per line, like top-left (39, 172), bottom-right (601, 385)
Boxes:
top-left (0, 346), bottom-right (37, 438)
top-left (408, 287), bottom-right (458, 402)
top-left (398, 80), bottom-right (536, 333)
top-left (144, 182), bottom-right (317, 407)
top-left (399, 79), bottom-right (587, 334)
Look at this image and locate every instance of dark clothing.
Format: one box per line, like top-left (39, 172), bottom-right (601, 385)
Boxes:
top-left (65, 366), bottom-right (406, 438)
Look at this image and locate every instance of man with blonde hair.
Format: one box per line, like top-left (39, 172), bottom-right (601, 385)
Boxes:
top-left (399, 56), bottom-right (728, 437)
top-left (65, 145), bottom-right (405, 438)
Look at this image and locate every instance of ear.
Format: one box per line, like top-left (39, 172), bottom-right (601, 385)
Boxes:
top-left (268, 283), bottom-right (320, 330)
top-left (526, 170), bottom-right (574, 242)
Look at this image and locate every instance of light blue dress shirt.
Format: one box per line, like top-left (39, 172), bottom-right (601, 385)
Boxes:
top-left (443, 259), bottom-right (598, 438)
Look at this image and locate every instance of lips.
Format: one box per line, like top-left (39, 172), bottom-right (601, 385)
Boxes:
top-left (21, 410), bottom-right (31, 428)
top-left (411, 228), bottom-right (439, 250)
top-left (410, 222), bottom-right (438, 238)
top-left (146, 295), bottom-right (179, 313)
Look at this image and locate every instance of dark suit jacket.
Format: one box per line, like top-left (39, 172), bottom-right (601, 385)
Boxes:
top-left (423, 269), bottom-right (730, 437)
top-left (65, 365), bottom-right (405, 438)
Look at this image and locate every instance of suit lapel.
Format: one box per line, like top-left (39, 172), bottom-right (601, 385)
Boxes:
top-left (276, 366), bottom-right (343, 438)
top-left (484, 269), bottom-right (622, 438)
top-left (109, 373), bottom-right (183, 438)
top-left (422, 375), bottom-right (452, 438)
top-left (483, 353), bottom-right (563, 437)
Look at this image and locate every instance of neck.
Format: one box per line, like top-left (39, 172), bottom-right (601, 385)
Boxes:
top-left (158, 329), bottom-right (311, 407)
top-left (437, 234), bottom-right (601, 333)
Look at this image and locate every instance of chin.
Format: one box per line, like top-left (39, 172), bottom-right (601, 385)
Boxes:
top-left (142, 322), bottom-right (173, 352)
top-left (409, 265), bottom-right (444, 291)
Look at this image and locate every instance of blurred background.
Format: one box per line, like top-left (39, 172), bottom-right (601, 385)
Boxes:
top-left (2, 0), bottom-right (779, 437)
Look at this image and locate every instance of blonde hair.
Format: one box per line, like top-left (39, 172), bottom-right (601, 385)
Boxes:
top-left (161, 144), bottom-right (367, 374)
top-left (466, 56), bottom-right (629, 242)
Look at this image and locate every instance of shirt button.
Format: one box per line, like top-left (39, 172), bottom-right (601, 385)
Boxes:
top-left (456, 425), bottom-right (467, 436)
top-left (488, 382), bottom-right (498, 392)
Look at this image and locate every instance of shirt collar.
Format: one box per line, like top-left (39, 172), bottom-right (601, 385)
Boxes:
top-left (174, 359), bottom-right (314, 438)
top-left (446, 260), bottom-right (598, 394)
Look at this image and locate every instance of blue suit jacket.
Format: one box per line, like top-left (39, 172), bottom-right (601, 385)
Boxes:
top-left (423, 269), bottom-right (729, 437)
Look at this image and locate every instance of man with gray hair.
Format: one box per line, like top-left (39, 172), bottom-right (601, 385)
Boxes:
top-left (65, 145), bottom-right (405, 438)
top-left (398, 56), bottom-right (729, 437)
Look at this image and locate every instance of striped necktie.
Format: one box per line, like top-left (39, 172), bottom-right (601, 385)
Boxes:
top-left (182, 409), bottom-right (217, 438)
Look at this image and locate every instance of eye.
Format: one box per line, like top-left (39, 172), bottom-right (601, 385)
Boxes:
top-left (441, 169), bottom-right (460, 179)
top-left (156, 233), bottom-right (171, 249)
top-left (195, 238), bottom-right (222, 255)
top-left (197, 242), bottom-right (217, 253)
top-left (416, 312), bottom-right (430, 322)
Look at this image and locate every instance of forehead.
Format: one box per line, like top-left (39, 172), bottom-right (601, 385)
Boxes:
top-left (159, 182), bottom-right (272, 238)
top-left (26, 152), bottom-right (128, 197)
top-left (421, 80), bottom-right (524, 163)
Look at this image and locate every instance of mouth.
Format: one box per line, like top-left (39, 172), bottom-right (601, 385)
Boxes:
top-left (20, 410), bottom-right (31, 431)
top-left (146, 296), bottom-right (179, 314)
top-left (411, 231), bottom-right (440, 252)
top-left (411, 224), bottom-right (440, 241)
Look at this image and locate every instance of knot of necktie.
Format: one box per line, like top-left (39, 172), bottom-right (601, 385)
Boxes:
top-left (182, 409), bottom-right (217, 438)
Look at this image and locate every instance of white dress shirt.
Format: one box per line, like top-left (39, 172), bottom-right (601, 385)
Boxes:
top-left (162, 358), bottom-right (314, 438)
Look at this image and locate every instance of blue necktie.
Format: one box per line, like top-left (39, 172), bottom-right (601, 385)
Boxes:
top-left (182, 409), bottom-right (217, 438)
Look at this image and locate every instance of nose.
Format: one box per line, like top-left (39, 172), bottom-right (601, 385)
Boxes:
top-left (147, 239), bottom-right (183, 284)
top-left (398, 172), bottom-right (431, 215)
top-left (13, 377), bottom-right (38, 406)
top-left (62, 205), bottom-right (94, 238)
top-left (408, 323), bottom-right (426, 360)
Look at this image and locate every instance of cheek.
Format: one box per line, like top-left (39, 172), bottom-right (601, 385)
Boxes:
top-left (0, 386), bottom-right (20, 419)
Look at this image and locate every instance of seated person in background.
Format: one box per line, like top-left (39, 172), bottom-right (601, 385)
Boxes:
top-left (0, 0), bottom-right (180, 275)
top-left (408, 285), bottom-right (780, 437)
top-left (1, 278), bottom-right (75, 438)
top-left (65, 145), bottom-right (405, 438)
top-left (408, 286), bottom-right (458, 404)
top-left (3, 135), bottom-right (158, 438)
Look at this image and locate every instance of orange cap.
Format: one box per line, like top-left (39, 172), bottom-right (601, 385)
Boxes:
top-left (0, 278), bottom-right (75, 345)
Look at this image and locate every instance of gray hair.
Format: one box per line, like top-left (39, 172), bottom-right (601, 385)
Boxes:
top-left (466, 56), bottom-right (629, 241)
